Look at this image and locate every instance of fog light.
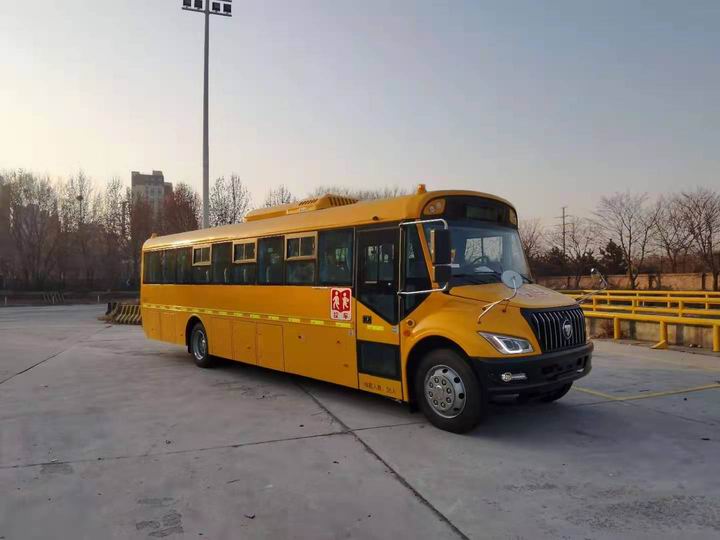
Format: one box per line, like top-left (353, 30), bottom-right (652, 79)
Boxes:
top-left (500, 372), bottom-right (527, 383)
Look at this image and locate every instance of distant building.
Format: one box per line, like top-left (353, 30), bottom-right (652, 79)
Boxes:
top-left (131, 170), bottom-right (172, 215)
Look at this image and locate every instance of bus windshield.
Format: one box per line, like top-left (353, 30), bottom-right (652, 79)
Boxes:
top-left (424, 221), bottom-right (532, 285)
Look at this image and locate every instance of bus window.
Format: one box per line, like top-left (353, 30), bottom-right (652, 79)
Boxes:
top-left (357, 228), bottom-right (399, 323)
top-left (231, 262), bottom-right (256, 284)
top-left (176, 248), bottom-right (192, 284)
top-left (258, 237), bottom-right (284, 284)
top-left (192, 244), bottom-right (211, 284)
top-left (287, 261), bottom-right (315, 284)
top-left (231, 240), bottom-right (256, 284)
top-left (319, 229), bottom-right (353, 286)
top-left (233, 240), bottom-right (256, 263)
top-left (286, 235), bottom-right (315, 259)
top-left (212, 243), bottom-right (232, 284)
top-left (286, 233), bottom-right (316, 285)
top-left (143, 251), bottom-right (162, 284)
top-left (403, 226), bottom-right (431, 313)
top-left (162, 250), bottom-right (177, 284)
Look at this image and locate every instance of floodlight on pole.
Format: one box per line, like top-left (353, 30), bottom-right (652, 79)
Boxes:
top-left (181, 0), bottom-right (232, 229)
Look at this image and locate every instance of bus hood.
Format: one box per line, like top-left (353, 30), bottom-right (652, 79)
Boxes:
top-left (448, 283), bottom-right (577, 309)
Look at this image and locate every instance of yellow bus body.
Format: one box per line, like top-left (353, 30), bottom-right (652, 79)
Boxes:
top-left (140, 188), bottom-right (592, 431)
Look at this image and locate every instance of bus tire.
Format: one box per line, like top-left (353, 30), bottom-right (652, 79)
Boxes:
top-left (190, 322), bottom-right (215, 368)
top-left (415, 348), bottom-right (485, 433)
top-left (539, 383), bottom-right (572, 403)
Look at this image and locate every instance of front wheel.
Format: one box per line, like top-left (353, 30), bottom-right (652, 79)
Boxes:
top-left (190, 322), bottom-right (215, 368)
top-left (415, 348), bottom-right (486, 433)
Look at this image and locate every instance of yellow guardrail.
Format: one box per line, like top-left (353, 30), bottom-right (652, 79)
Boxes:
top-left (560, 290), bottom-right (720, 352)
top-left (583, 311), bottom-right (720, 353)
top-left (575, 294), bottom-right (720, 316)
top-left (564, 289), bottom-right (720, 299)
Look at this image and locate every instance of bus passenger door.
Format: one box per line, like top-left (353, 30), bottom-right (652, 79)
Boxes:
top-left (355, 228), bottom-right (403, 400)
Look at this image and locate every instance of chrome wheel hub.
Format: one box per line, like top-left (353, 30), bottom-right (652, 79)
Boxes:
top-left (424, 365), bottom-right (466, 418)
top-left (192, 330), bottom-right (207, 361)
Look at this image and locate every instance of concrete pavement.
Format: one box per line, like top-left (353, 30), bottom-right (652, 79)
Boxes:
top-left (1, 305), bottom-right (718, 539)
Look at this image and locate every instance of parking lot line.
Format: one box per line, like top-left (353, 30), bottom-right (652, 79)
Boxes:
top-left (573, 386), bottom-right (619, 401)
top-left (575, 383), bottom-right (720, 402)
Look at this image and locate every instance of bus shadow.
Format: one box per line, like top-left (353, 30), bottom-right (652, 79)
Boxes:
top-left (191, 357), bottom-right (621, 439)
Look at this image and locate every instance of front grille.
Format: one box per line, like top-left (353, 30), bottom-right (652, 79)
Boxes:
top-left (522, 306), bottom-right (586, 353)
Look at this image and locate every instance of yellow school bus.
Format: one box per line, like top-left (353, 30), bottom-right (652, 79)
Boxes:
top-left (141, 187), bottom-right (592, 432)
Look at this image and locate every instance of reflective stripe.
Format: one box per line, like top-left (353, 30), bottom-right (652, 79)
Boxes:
top-left (141, 303), bottom-right (349, 328)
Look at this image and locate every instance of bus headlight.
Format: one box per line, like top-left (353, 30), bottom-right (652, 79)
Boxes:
top-left (479, 332), bottom-right (533, 355)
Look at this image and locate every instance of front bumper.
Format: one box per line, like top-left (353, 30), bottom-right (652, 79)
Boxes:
top-left (472, 342), bottom-right (593, 396)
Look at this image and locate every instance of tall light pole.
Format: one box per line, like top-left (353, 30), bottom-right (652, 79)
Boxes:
top-left (181, 0), bottom-right (232, 228)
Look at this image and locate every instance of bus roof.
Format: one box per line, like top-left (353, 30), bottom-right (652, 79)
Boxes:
top-left (142, 188), bottom-right (515, 251)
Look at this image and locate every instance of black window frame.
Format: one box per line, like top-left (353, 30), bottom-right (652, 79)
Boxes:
top-left (318, 228), bottom-right (354, 287)
top-left (162, 249), bottom-right (178, 284)
top-left (356, 226), bottom-right (400, 324)
top-left (286, 259), bottom-right (316, 285)
top-left (176, 247), bottom-right (192, 284)
top-left (401, 224), bottom-right (431, 316)
top-left (143, 251), bottom-right (162, 284)
top-left (212, 242), bottom-right (233, 284)
top-left (257, 236), bottom-right (285, 285)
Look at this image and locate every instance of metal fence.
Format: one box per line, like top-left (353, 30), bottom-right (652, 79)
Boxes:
top-left (562, 290), bottom-right (720, 352)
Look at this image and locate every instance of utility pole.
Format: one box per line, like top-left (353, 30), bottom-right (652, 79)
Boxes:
top-left (181, 0), bottom-right (232, 229)
top-left (555, 206), bottom-right (570, 258)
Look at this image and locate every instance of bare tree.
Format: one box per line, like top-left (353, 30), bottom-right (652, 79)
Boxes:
top-left (98, 177), bottom-right (129, 288)
top-left (306, 184), bottom-right (412, 201)
top-left (678, 188), bottom-right (720, 290)
top-left (518, 218), bottom-right (546, 263)
top-left (654, 195), bottom-right (691, 273)
top-left (58, 171), bottom-right (103, 287)
top-left (593, 192), bottom-right (659, 289)
top-left (0, 172), bottom-right (13, 286)
top-left (129, 196), bottom-right (157, 287)
top-left (264, 185), bottom-right (296, 207)
top-left (550, 216), bottom-right (596, 287)
top-left (163, 183), bottom-right (201, 234)
top-left (5, 171), bottom-right (62, 288)
top-left (209, 174), bottom-right (252, 226)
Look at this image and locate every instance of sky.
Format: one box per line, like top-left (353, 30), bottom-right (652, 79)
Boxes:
top-left (1, 0), bottom-right (718, 222)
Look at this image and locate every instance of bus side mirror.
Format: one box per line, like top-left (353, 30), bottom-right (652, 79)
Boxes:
top-left (431, 229), bottom-right (451, 265)
top-left (433, 264), bottom-right (451, 286)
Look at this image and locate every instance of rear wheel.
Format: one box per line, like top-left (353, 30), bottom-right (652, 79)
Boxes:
top-left (190, 322), bottom-right (215, 368)
top-left (539, 382), bottom-right (573, 403)
top-left (415, 348), bottom-right (485, 433)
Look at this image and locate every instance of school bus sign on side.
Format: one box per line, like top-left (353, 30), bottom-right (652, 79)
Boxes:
top-left (330, 287), bottom-right (352, 321)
